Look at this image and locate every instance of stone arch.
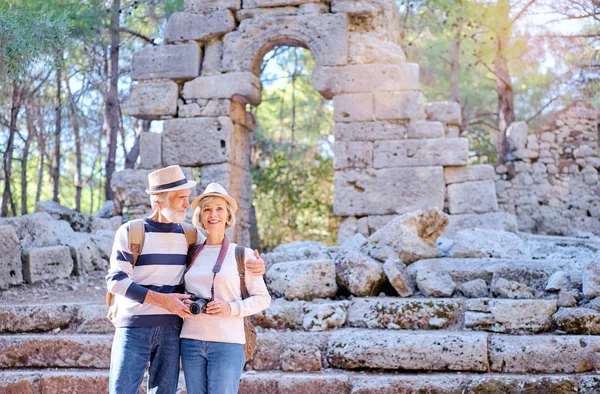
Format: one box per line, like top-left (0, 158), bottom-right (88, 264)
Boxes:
top-left (120, 0), bottom-right (510, 245)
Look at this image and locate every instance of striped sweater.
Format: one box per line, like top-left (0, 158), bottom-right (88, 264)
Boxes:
top-left (105, 218), bottom-right (203, 328)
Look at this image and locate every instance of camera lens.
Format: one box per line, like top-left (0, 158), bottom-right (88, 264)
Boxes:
top-left (189, 298), bottom-right (208, 315)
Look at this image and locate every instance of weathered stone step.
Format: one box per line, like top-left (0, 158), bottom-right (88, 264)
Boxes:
top-left (2, 370), bottom-right (600, 394)
top-left (0, 334), bottom-right (112, 369)
top-left (4, 297), bottom-right (587, 336)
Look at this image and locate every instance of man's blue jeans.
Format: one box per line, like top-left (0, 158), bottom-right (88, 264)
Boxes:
top-left (109, 326), bottom-right (181, 394)
top-left (180, 338), bottom-right (245, 394)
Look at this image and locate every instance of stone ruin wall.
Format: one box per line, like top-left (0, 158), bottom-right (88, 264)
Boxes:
top-left (115, 0), bottom-right (510, 246)
top-left (497, 101), bottom-right (600, 236)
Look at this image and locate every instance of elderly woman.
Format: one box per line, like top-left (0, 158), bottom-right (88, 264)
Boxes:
top-left (180, 183), bottom-right (271, 394)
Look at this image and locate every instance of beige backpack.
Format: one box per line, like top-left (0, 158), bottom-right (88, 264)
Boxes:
top-left (105, 220), bottom-right (197, 325)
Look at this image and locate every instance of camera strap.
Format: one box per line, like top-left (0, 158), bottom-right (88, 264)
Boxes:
top-left (185, 236), bottom-right (230, 301)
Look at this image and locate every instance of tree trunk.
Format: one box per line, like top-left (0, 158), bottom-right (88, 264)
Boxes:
top-left (22, 95), bottom-right (36, 215)
top-left (104, 0), bottom-right (120, 201)
top-left (493, 0), bottom-right (516, 164)
top-left (35, 102), bottom-right (46, 205)
top-left (125, 119), bottom-right (150, 169)
top-left (450, 15), bottom-right (464, 132)
top-left (2, 82), bottom-right (21, 217)
top-left (67, 81), bottom-right (83, 211)
top-left (51, 54), bottom-right (62, 203)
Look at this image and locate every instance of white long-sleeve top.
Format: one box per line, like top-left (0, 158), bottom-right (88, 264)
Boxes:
top-left (180, 243), bottom-right (271, 344)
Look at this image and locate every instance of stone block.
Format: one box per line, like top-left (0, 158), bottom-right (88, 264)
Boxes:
top-left (265, 259), bottom-right (337, 301)
top-left (506, 121), bottom-right (528, 151)
top-left (183, 72), bottom-right (261, 105)
top-left (0, 334), bottom-right (112, 368)
top-left (138, 132), bottom-right (162, 169)
top-left (201, 39), bottom-right (224, 76)
top-left (443, 212), bottom-right (518, 237)
top-left (334, 121), bottom-right (406, 142)
top-left (407, 120), bottom-right (444, 139)
top-left (0, 212), bottom-right (60, 251)
top-left (367, 215), bottom-right (396, 233)
top-left (465, 299), bottom-right (556, 333)
top-left (123, 81), bottom-right (178, 119)
top-left (185, 0), bottom-right (240, 14)
top-left (63, 233), bottom-right (106, 275)
top-left (0, 225), bottom-right (22, 288)
top-left (491, 277), bottom-right (534, 299)
top-left (382, 257), bottom-right (413, 297)
top-left (450, 228), bottom-right (530, 259)
top-left (364, 207), bottom-right (448, 265)
top-left (374, 91), bottom-right (424, 120)
top-left (488, 334), bottom-right (600, 373)
top-left (333, 141), bottom-right (372, 169)
top-left (445, 125), bottom-right (460, 138)
top-left (373, 138), bottom-right (469, 168)
top-left (162, 117), bottom-right (233, 167)
top-left (0, 304), bottom-right (78, 333)
top-left (280, 343), bottom-right (322, 371)
top-left (40, 372), bottom-right (109, 394)
top-left (583, 262), bottom-right (600, 299)
top-left (165, 11), bottom-right (235, 43)
top-left (222, 14), bottom-right (348, 74)
top-left (22, 246), bottom-right (73, 284)
top-left (333, 93), bottom-right (373, 123)
top-left (424, 101), bottom-right (462, 125)
top-left (460, 279), bottom-right (489, 298)
top-left (245, 0), bottom-right (320, 7)
top-left (131, 43), bottom-right (200, 80)
top-left (447, 180), bottom-right (499, 214)
top-left (467, 375), bottom-right (578, 394)
top-left (277, 373), bottom-right (350, 394)
top-left (334, 250), bottom-right (385, 296)
top-left (347, 33), bottom-right (406, 65)
top-left (301, 300), bottom-right (349, 331)
top-left (553, 307), bottom-right (600, 334)
top-left (248, 331), bottom-right (329, 371)
top-left (350, 374), bottom-right (467, 394)
top-left (76, 305), bottom-right (114, 334)
top-left (444, 164), bottom-right (496, 184)
top-left (236, 6), bottom-right (299, 20)
top-left (327, 329), bottom-right (489, 371)
top-left (347, 297), bottom-right (460, 330)
top-left (111, 169), bottom-right (152, 210)
top-left (312, 63), bottom-right (419, 98)
top-left (416, 269), bottom-right (456, 297)
top-left (333, 167), bottom-right (445, 216)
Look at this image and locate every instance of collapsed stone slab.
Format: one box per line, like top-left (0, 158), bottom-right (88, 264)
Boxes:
top-left (450, 228), bottom-right (530, 259)
top-left (265, 259), bottom-right (337, 300)
top-left (334, 250), bottom-right (385, 296)
top-left (552, 307), bottom-right (600, 335)
top-left (363, 207), bottom-right (448, 265)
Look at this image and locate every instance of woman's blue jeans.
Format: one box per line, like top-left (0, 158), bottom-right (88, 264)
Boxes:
top-left (180, 338), bottom-right (246, 394)
top-left (109, 326), bottom-right (181, 394)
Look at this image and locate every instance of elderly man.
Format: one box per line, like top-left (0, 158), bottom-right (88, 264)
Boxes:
top-left (106, 165), bottom-right (265, 394)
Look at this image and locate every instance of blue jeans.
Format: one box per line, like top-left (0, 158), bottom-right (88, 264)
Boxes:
top-left (109, 326), bottom-right (181, 394)
top-left (180, 338), bottom-right (245, 394)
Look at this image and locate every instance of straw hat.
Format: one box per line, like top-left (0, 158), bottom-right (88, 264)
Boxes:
top-left (191, 183), bottom-right (238, 212)
top-left (145, 165), bottom-right (196, 195)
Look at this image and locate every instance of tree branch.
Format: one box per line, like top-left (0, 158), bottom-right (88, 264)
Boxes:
top-left (119, 27), bottom-right (156, 45)
top-left (511, 0), bottom-right (537, 25)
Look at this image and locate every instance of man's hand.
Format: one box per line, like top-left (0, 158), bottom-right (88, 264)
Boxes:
top-left (246, 249), bottom-right (266, 276)
top-left (145, 292), bottom-right (194, 318)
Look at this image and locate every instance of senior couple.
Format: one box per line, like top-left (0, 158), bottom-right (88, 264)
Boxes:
top-left (106, 165), bottom-right (271, 394)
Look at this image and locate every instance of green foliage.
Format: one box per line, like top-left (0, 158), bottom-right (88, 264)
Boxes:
top-left (252, 47), bottom-right (338, 250)
top-left (0, 0), bottom-right (72, 79)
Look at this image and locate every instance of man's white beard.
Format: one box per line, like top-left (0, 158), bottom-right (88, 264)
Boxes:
top-left (162, 206), bottom-right (186, 223)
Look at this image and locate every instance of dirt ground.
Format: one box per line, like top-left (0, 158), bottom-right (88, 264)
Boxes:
top-left (0, 270), bottom-right (108, 305)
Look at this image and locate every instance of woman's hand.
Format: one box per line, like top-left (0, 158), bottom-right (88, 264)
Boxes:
top-left (206, 299), bottom-right (231, 316)
top-left (246, 249), bottom-right (265, 276)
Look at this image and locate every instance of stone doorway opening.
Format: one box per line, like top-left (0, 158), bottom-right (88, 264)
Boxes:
top-left (251, 45), bottom-right (338, 251)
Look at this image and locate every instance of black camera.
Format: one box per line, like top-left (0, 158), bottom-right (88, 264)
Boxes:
top-left (188, 294), bottom-right (210, 315)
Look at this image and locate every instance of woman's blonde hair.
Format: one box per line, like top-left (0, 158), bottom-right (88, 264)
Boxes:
top-left (192, 196), bottom-right (236, 230)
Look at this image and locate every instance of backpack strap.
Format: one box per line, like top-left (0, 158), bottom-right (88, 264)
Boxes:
top-left (235, 245), bottom-right (249, 299)
top-left (128, 219), bottom-right (145, 267)
top-left (180, 221), bottom-right (197, 248)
